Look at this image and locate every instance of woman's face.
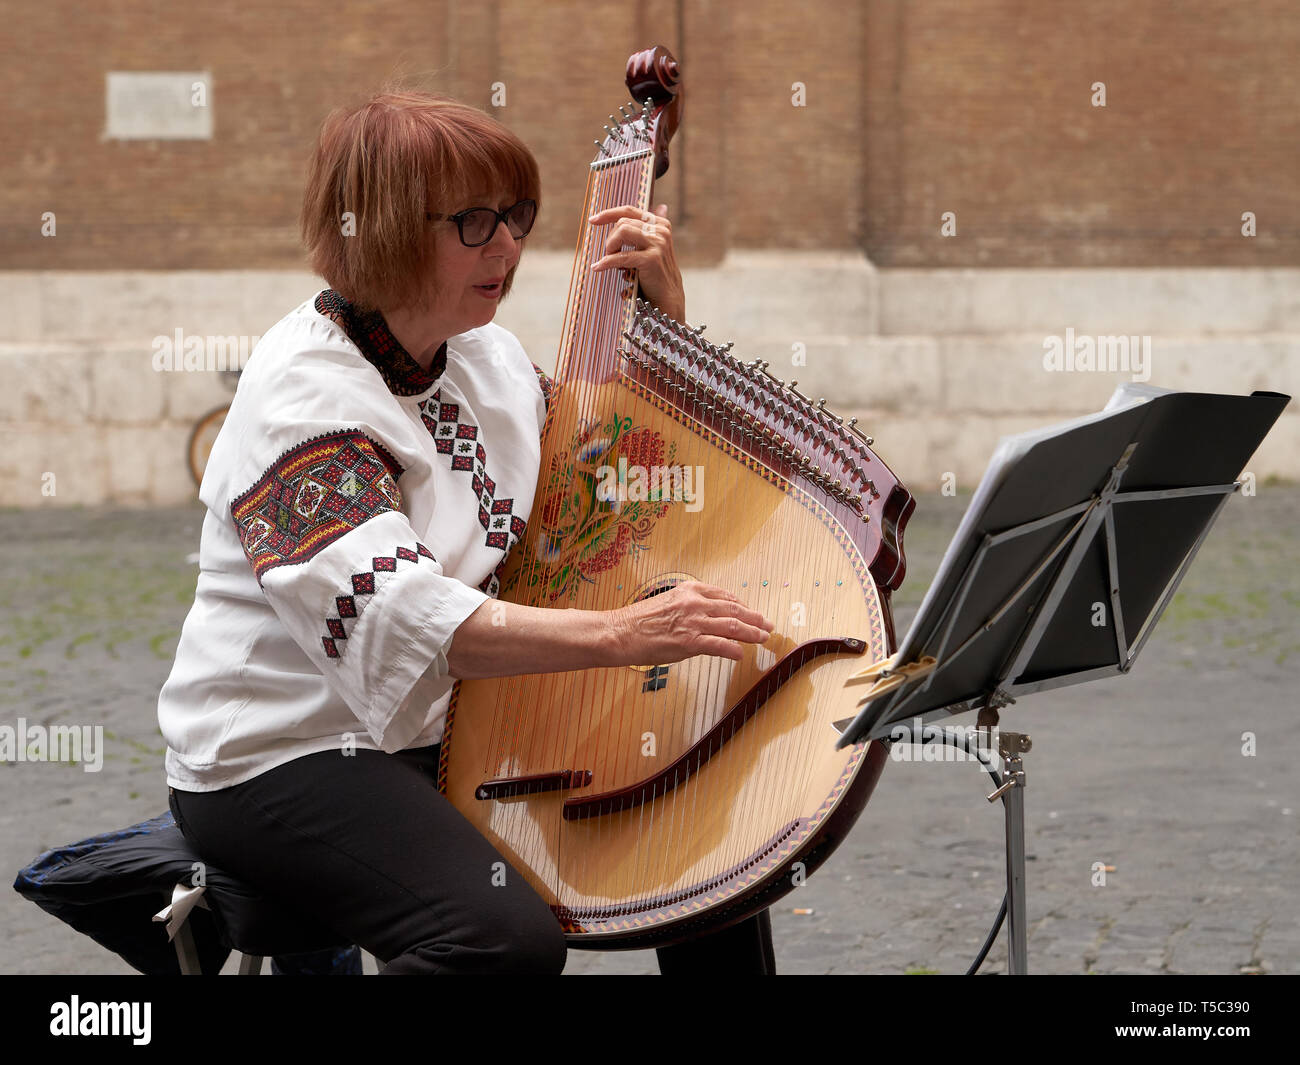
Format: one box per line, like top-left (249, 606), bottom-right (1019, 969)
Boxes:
top-left (425, 190), bottom-right (524, 337)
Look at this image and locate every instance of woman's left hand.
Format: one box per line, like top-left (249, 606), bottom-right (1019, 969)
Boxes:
top-left (588, 203), bottom-right (686, 324)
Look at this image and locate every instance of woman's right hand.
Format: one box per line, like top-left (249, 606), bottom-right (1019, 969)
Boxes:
top-left (607, 581), bottom-right (774, 666)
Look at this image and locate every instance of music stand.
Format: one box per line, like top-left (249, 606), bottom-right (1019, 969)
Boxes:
top-left (835, 385), bottom-right (1290, 973)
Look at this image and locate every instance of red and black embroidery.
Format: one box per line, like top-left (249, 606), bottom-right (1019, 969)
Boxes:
top-left (417, 390), bottom-right (527, 598)
top-left (477, 554), bottom-right (511, 598)
top-left (231, 430), bottom-right (405, 583)
top-left (322, 542), bottom-right (437, 659)
top-left (315, 289), bottom-right (446, 397)
top-left (532, 361), bottom-right (554, 419)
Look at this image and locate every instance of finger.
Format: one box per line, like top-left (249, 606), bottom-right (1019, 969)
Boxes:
top-left (737, 619), bottom-right (774, 641)
top-left (604, 222), bottom-right (657, 254)
top-left (693, 586), bottom-right (772, 626)
top-left (704, 598), bottom-right (775, 632)
top-left (693, 636), bottom-right (746, 662)
top-left (592, 250), bottom-right (660, 272)
top-left (588, 205), bottom-right (652, 225)
top-left (703, 614), bottom-right (772, 644)
top-left (690, 582), bottom-right (742, 602)
top-left (589, 206), bottom-right (671, 236)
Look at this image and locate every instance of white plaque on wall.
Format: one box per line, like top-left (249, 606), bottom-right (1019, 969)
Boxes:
top-left (105, 72), bottom-right (213, 140)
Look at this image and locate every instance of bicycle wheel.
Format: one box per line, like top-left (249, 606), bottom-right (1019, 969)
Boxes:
top-left (187, 405), bottom-right (230, 489)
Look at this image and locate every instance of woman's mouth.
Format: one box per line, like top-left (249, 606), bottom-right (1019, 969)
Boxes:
top-left (474, 280), bottom-right (504, 299)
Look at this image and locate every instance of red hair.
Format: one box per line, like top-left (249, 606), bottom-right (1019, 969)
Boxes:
top-left (301, 91), bottom-right (541, 312)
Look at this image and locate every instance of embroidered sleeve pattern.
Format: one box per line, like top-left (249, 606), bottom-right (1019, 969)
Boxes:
top-left (230, 429), bottom-right (406, 584)
top-left (322, 542), bottom-right (437, 659)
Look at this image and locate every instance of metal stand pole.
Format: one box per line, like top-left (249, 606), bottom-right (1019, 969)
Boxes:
top-left (987, 730), bottom-right (1031, 974)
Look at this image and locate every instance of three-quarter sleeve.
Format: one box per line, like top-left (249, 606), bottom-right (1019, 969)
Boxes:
top-left (228, 425), bottom-right (489, 752)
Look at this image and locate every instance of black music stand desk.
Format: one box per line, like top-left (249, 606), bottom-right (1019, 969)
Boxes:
top-left (835, 384), bottom-right (1290, 973)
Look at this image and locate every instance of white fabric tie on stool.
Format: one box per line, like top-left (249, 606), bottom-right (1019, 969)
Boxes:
top-left (152, 882), bottom-right (208, 941)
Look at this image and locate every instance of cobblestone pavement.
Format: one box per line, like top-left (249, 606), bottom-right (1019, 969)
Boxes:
top-left (2, 487), bottom-right (1296, 975)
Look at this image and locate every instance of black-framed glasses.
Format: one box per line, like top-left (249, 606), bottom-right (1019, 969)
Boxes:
top-left (426, 199), bottom-right (537, 248)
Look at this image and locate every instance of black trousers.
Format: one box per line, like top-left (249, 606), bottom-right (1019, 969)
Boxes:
top-left (169, 744), bottom-right (774, 974)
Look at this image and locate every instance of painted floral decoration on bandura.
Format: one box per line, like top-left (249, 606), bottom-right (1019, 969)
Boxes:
top-left (505, 412), bottom-right (677, 602)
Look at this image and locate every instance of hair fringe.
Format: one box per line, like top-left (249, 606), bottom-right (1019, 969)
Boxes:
top-left (300, 90), bottom-right (541, 313)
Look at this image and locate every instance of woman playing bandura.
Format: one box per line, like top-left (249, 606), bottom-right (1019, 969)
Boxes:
top-left (158, 91), bottom-right (776, 975)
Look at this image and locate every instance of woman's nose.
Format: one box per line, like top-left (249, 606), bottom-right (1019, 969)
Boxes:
top-left (486, 218), bottom-right (521, 259)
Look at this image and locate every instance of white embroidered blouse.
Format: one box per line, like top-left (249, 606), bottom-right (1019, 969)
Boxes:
top-left (157, 289), bottom-right (552, 791)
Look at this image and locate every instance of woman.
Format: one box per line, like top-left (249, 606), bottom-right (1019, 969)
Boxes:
top-left (158, 91), bottom-right (775, 975)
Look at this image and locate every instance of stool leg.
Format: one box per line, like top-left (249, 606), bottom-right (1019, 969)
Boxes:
top-left (173, 918), bottom-right (203, 975)
top-left (237, 953), bottom-right (264, 975)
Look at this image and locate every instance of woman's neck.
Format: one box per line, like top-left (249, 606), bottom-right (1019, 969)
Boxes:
top-left (380, 306), bottom-right (449, 372)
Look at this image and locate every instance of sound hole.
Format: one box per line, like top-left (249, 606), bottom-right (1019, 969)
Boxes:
top-left (629, 572), bottom-right (692, 604)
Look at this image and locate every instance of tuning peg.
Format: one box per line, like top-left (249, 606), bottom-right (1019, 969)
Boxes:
top-left (846, 418), bottom-right (875, 447)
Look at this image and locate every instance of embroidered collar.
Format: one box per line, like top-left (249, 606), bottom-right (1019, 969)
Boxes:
top-left (314, 289), bottom-right (447, 396)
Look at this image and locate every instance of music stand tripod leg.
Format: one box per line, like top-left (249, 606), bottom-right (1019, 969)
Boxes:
top-left (986, 725), bottom-right (1032, 975)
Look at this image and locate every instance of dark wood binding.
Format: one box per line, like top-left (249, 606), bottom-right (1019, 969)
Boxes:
top-left (476, 769), bottom-right (593, 801)
top-left (562, 636), bottom-right (867, 821)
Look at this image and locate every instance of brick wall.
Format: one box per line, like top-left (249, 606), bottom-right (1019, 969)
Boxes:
top-left (2, 0), bottom-right (1296, 270)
